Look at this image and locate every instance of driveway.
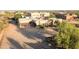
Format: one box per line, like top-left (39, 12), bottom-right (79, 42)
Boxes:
top-left (0, 24), bottom-right (53, 49)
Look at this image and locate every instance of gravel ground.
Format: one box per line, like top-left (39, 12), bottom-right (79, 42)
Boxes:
top-left (0, 24), bottom-right (56, 49)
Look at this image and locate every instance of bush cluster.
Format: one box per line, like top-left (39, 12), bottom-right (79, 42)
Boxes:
top-left (0, 19), bottom-right (8, 32)
top-left (55, 21), bottom-right (79, 49)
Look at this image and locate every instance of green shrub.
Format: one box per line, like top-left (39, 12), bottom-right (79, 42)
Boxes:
top-left (14, 14), bottom-right (22, 20)
top-left (0, 20), bottom-right (8, 31)
top-left (55, 21), bottom-right (79, 49)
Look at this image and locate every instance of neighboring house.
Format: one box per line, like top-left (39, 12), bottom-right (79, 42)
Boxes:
top-left (18, 12), bottom-right (51, 28)
top-left (18, 17), bottom-right (49, 28)
top-left (40, 12), bottom-right (50, 17)
top-left (31, 12), bottom-right (50, 19)
top-left (66, 13), bottom-right (77, 21)
top-left (31, 12), bottom-right (41, 19)
top-left (18, 17), bottom-right (32, 28)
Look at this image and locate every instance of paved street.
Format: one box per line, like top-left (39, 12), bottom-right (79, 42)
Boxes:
top-left (0, 24), bottom-right (55, 49)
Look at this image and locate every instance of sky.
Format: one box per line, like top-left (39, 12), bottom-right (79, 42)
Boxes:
top-left (0, 0), bottom-right (79, 10)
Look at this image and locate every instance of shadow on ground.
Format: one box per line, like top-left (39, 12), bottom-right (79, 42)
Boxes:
top-left (18, 28), bottom-right (45, 41)
top-left (23, 42), bottom-right (51, 49)
top-left (7, 37), bottom-right (24, 49)
top-left (16, 27), bottom-right (55, 49)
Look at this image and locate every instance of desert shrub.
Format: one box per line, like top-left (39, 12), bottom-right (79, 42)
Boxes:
top-left (0, 19), bottom-right (8, 31)
top-left (55, 21), bottom-right (79, 49)
top-left (14, 14), bottom-right (22, 20)
top-left (70, 28), bottom-right (79, 48)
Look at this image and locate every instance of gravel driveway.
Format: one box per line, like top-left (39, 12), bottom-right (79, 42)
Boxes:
top-left (0, 24), bottom-right (53, 49)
